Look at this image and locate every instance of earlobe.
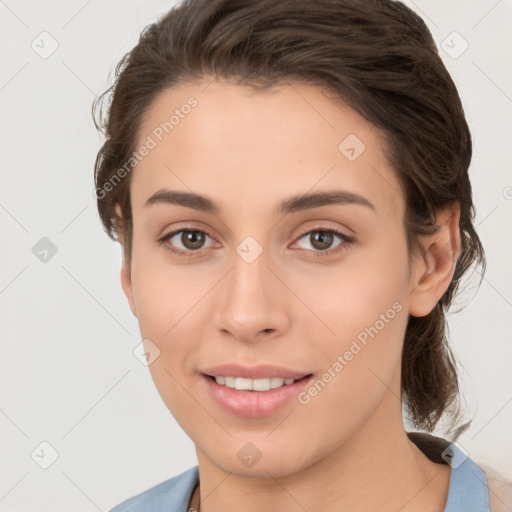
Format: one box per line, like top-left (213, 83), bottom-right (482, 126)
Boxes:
top-left (408, 204), bottom-right (461, 317)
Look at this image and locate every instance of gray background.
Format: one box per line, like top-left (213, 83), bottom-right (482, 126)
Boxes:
top-left (1, 0), bottom-right (511, 510)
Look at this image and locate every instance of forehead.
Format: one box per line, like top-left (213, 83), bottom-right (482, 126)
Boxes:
top-left (132, 78), bottom-right (404, 220)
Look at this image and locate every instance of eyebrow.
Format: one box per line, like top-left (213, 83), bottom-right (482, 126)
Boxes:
top-left (144, 188), bottom-right (375, 215)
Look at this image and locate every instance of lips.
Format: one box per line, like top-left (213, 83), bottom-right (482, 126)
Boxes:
top-left (200, 363), bottom-right (313, 417)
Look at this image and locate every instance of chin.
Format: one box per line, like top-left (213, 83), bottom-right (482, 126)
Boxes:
top-left (198, 438), bottom-right (318, 479)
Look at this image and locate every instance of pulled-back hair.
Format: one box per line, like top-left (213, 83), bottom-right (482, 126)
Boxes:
top-left (93, 0), bottom-right (486, 433)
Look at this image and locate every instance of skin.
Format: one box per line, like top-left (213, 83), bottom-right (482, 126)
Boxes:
top-left (118, 78), bottom-right (461, 512)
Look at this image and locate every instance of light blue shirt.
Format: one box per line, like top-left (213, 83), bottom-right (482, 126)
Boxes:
top-left (109, 442), bottom-right (490, 511)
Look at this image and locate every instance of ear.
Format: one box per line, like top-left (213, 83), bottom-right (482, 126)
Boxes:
top-left (408, 203), bottom-right (461, 317)
top-left (115, 205), bottom-right (137, 317)
top-left (120, 258), bottom-right (137, 317)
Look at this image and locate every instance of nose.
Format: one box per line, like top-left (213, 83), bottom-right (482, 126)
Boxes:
top-left (213, 249), bottom-right (291, 344)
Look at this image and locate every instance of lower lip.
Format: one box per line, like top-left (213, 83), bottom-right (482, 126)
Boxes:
top-left (202, 375), bottom-right (313, 418)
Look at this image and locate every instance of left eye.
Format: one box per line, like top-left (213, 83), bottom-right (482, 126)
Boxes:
top-left (294, 229), bottom-right (350, 252)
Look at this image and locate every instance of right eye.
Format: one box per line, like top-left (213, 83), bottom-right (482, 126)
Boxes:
top-left (158, 229), bottom-right (216, 256)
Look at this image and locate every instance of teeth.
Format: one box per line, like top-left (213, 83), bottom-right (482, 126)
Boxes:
top-left (214, 376), bottom-right (299, 391)
top-left (235, 377), bottom-right (252, 390)
top-left (270, 377), bottom-right (284, 389)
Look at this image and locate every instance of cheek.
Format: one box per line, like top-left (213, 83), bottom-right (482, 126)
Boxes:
top-left (129, 258), bottom-right (208, 427)
top-left (128, 244), bottom-right (222, 402)
top-left (293, 263), bottom-right (409, 449)
top-left (130, 238), bottom-right (216, 339)
top-left (296, 289), bottom-right (407, 420)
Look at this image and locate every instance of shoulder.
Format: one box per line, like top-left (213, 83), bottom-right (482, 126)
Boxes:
top-left (480, 464), bottom-right (512, 512)
top-left (108, 466), bottom-right (199, 512)
top-left (407, 432), bottom-right (512, 512)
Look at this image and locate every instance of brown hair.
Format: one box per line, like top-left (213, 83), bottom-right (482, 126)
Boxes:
top-left (93, 0), bottom-right (485, 433)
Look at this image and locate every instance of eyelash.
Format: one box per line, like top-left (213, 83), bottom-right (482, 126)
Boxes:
top-left (157, 226), bottom-right (354, 259)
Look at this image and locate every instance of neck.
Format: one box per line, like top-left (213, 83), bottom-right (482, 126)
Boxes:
top-left (194, 385), bottom-right (450, 512)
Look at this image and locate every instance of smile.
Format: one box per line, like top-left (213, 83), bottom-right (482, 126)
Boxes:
top-left (202, 372), bottom-right (313, 418)
top-left (213, 376), bottom-right (298, 391)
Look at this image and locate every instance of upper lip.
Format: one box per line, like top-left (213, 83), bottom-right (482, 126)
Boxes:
top-left (201, 363), bottom-right (311, 380)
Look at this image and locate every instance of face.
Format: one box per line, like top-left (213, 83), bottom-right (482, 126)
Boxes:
top-left (121, 78), bottom-right (434, 477)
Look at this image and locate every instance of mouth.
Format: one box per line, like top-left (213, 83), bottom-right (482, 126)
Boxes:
top-left (200, 369), bottom-right (314, 418)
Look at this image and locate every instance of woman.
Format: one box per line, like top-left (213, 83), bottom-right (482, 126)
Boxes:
top-left (93, 0), bottom-right (509, 510)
